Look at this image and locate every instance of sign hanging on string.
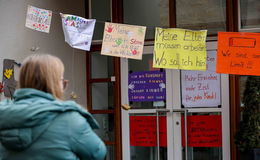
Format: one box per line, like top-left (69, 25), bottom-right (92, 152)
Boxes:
top-left (25, 5), bottom-right (52, 33)
top-left (181, 51), bottom-right (221, 107)
top-left (101, 22), bottom-right (146, 60)
top-left (153, 28), bottom-right (207, 70)
top-left (61, 14), bottom-right (96, 51)
top-left (217, 32), bottom-right (260, 75)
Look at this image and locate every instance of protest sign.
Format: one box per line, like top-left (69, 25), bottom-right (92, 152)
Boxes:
top-left (128, 70), bottom-right (166, 102)
top-left (217, 32), bottom-right (260, 75)
top-left (181, 51), bottom-right (221, 107)
top-left (25, 5), bottom-right (52, 33)
top-left (130, 116), bottom-right (167, 147)
top-left (101, 22), bottom-right (146, 60)
top-left (61, 14), bottom-right (96, 51)
top-left (182, 115), bottom-right (222, 147)
top-left (2, 59), bottom-right (17, 98)
top-left (153, 28), bottom-right (207, 70)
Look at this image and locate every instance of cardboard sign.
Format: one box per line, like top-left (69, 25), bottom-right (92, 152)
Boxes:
top-left (181, 51), bottom-right (221, 107)
top-left (2, 59), bottom-right (17, 98)
top-left (25, 5), bottom-right (52, 33)
top-left (182, 115), bottom-right (222, 147)
top-left (217, 32), bottom-right (260, 75)
top-left (128, 71), bottom-right (166, 102)
top-left (61, 14), bottom-right (96, 51)
top-left (153, 28), bottom-right (207, 70)
top-left (101, 22), bottom-right (146, 60)
top-left (130, 116), bottom-right (167, 147)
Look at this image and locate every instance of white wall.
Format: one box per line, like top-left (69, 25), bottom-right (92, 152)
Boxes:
top-left (0, 0), bottom-right (87, 105)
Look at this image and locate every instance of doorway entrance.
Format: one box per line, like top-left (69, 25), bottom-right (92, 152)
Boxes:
top-left (121, 42), bottom-right (230, 160)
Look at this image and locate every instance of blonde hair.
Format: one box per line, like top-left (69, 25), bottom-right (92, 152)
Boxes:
top-left (19, 54), bottom-right (64, 99)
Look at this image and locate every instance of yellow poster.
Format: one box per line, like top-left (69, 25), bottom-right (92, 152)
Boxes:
top-left (101, 22), bottom-right (146, 60)
top-left (153, 28), bottom-right (207, 70)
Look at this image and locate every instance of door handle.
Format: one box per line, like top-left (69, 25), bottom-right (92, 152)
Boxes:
top-left (121, 104), bottom-right (131, 110)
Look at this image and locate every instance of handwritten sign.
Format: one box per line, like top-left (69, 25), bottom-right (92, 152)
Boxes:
top-left (128, 71), bottom-right (166, 102)
top-left (101, 22), bottom-right (146, 60)
top-left (181, 51), bottom-right (221, 107)
top-left (217, 32), bottom-right (260, 75)
top-left (182, 115), bottom-right (222, 147)
top-left (153, 28), bottom-right (207, 70)
top-left (25, 5), bottom-right (52, 33)
top-left (130, 116), bottom-right (167, 147)
top-left (61, 14), bottom-right (96, 51)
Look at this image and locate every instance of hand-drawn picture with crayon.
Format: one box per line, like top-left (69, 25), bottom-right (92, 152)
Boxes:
top-left (61, 14), bottom-right (96, 51)
top-left (25, 5), bottom-right (52, 33)
top-left (101, 22), bottom-right (146, 60)
top-left (153, 28), bottom-right (207, 71)
top-left (217, 32), bottom-right (260, 76)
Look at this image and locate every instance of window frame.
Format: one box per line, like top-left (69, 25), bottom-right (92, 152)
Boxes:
top-left (238, 0), bottom-right (260, 32)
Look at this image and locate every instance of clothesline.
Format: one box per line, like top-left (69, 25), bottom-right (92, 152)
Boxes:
top-left (26, 5), bottom-right (260, 76)
top-left (51, 10), bottom-right (160, 30)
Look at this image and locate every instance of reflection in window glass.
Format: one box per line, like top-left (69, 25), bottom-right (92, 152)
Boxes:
top-left (91, 52), bottom-right (113, 79)
top-left (239, 76), bottom-right (248, 107)
top-left (106, 145), bottom-right (115, 160)
top-left (176, 0), bottom-right (226, 35)
top-left (237, 76), bottom-right (260, 159)
top-left (92, 83), bottom-right (114, 110)
top-left (240, 0), bottom-right (260, 29)
top-left (123, 0), bottom-right (169, 39)
top-left (91, 0), bottom-right (111, 40)
top-left (92, 114), bottom-right (114, 141)
top-left (129, 54), bottom-right (153, 72)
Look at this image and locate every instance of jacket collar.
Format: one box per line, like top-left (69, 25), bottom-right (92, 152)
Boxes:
top-left (13, 88), bottom-right (55, 102)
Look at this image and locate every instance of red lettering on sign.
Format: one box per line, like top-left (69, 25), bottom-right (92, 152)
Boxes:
top-left (229, 37), bottom-right (256, 48)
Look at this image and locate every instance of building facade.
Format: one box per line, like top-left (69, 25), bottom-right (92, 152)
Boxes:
top-left (86, 0), bottom-right (260, 160)
top-left (0, 0), bottom-right (259, 160)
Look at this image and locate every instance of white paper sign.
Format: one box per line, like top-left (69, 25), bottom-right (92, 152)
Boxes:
top-left (181, 51), bottom-right (221, 107)
top-left (61, 14), bottom-right (96, 51)
top-left (25, 5), bottom-right (52, 33)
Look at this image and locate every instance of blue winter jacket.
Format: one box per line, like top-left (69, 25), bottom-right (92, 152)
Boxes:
top-left (0, 88), bottom-right (106, 160)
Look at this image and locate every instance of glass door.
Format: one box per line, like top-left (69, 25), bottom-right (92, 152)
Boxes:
top-left (121, 42), bottom-right (230, 160)
top-left (121, 46), bottom-right (168, 160)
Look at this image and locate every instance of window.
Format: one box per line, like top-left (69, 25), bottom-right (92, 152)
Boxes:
top-left (91, 0), bottom-right (111, 40)
top-left (176, 0), bottom-right (226, 35)
top-left (86, 49), bottom-right (120, 160)
top-left (239, 0), bottom-right (260, 30)
top-left (123, 0), bottom-right (169, 39)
